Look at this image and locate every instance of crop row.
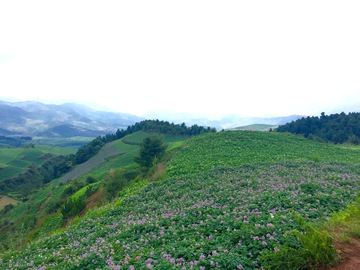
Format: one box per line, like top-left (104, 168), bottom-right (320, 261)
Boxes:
top-left (167, 131), bottom-right (360, 176)
top-left (2, 162), bottom-right (360, 269)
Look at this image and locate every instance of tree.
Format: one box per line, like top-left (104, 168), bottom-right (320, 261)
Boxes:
top-left (134, 136), bottom-right (166, 170)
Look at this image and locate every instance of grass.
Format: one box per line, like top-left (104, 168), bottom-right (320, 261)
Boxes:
top-left (325, 196), bottom-right (360, 243)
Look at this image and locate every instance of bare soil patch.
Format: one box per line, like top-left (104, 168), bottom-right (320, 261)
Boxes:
top-left (322, 239), bottom-right (360, 270)
top-left (0, 195), bottom-right (19, 210)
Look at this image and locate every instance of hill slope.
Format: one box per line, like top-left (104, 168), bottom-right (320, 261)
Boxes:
top-left (1, 131), bottom-right (360, 269)
top-left (0, 130), bottom-right (189, 252)
top-left (0, 145), bottom-right (75, 182)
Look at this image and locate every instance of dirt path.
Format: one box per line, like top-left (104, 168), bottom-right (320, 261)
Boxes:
top-left (60, 141), bottom-right (122, 182)
top-left (323, 239), bottom-right (360, 270)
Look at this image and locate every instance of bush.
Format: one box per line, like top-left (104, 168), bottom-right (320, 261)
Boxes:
top-left (104, 171), bottom-right (130, 200)
top-left (260, 217), bottom-right (339, 269)
top-left (61, 197), bottom-right (86, 221)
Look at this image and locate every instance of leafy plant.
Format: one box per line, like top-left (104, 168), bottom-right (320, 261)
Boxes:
top-left (260, 217), bottom-right (339, 269)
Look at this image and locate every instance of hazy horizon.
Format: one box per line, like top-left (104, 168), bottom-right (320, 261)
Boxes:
top-left (1, 97), bottom-right (359, 121)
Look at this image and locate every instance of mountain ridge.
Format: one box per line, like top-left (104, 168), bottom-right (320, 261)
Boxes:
top-left (0, 100), bottom-right (144, 137)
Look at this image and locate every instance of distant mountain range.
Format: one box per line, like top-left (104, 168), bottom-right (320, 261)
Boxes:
top-left (144, 112), bottom-right (304, 130)
top-left (0, 100), bottom-right (305, 138)
top-left (0, 101), bottom-right (144, 137)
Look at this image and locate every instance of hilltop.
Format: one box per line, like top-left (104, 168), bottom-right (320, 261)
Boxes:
top-left (1, 128), bottom-right (360, 269)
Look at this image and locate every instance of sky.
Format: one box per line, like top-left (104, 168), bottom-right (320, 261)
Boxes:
top-left (1, 1), bottom-right (360, 118)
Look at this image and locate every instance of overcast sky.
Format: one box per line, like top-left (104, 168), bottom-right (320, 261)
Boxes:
top-left (1, 1), bottom-right (360, 118)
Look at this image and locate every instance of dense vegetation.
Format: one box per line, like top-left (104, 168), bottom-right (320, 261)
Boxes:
top-left (0, 146), bottom-right (75, 198)
top-left (276, 112), bottom-right (360, 144)
top-left (134, 136), bottom-right (166, 171)
top-left (0, 125), bottom-right (191, 254)
top-left (0, 120), bottom-right (214, 200)
top-left (1, 130), bottom-right (360, 269)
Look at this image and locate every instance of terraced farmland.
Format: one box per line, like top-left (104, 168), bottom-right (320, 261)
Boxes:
top-left (0, 145), bottom-right (75, 181)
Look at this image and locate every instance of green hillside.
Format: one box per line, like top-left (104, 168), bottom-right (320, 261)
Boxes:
top-left (0, 145), bottom-right (75, 181)
top-left (1, 131), bottom-right (360, 269)
top-left (167, 131), bottom-right (360, 176)
top-left (0, 130), bottom-right (188, 253)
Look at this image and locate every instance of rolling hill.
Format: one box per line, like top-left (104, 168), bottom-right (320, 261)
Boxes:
top-left (0, 129), bottom-right (189, 252)
top-left (0, 145), bottom-right (75, 184)
top-left (1, 130), bottom-right (360, 269)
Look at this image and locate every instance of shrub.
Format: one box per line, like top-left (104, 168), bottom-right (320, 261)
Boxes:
top-left (260, 217), bottom-right (339, 269)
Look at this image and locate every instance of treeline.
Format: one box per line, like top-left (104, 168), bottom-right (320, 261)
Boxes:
top-left (75, 120), bottom-right (215, 163)
top-left (0, 155), bottom-right (74, 197)
top-left (276, 112), bottom-right (360, 144)
top-left (0, 120), bottom-right (216, 198)
top-left (120, 119), bottom-right (217, 136)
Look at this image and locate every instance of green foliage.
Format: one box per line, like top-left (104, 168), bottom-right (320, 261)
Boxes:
top-left (104, 168), bottom-right (138, 200)
top-left (134, 136), bottom-right (166, 170)
top-left (167, 131), bottom-right (360, 177)
top-left (311, 152), bottom-right (321, 163)
top-left (347, 134), bottom-right (360, 145)
top-left (325, 196), bottom-right (360, 243)
top-left (260, 216), bottom-right (339, 269)
top-left (61, 185), bottom-right (77, 198)
top-left (85, 175), bottom-right (96, 184)
top-left (1, 203), bottom-right (14, 214)
top-left (61, 196), bottom-right (86, 221)
top-left (277, 112), bottom-right (360, 144)
top-left (0, 145), bottom-right (74, 181)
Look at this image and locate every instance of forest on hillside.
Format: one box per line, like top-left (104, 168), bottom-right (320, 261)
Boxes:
top-left (276, 112), bottom-right (360, 144)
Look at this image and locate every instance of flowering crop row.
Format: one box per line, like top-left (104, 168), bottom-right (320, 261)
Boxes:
top-left (2, 161), bottom-right (360, 269)
top-left (167, 131), bottom-right (360, 176)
